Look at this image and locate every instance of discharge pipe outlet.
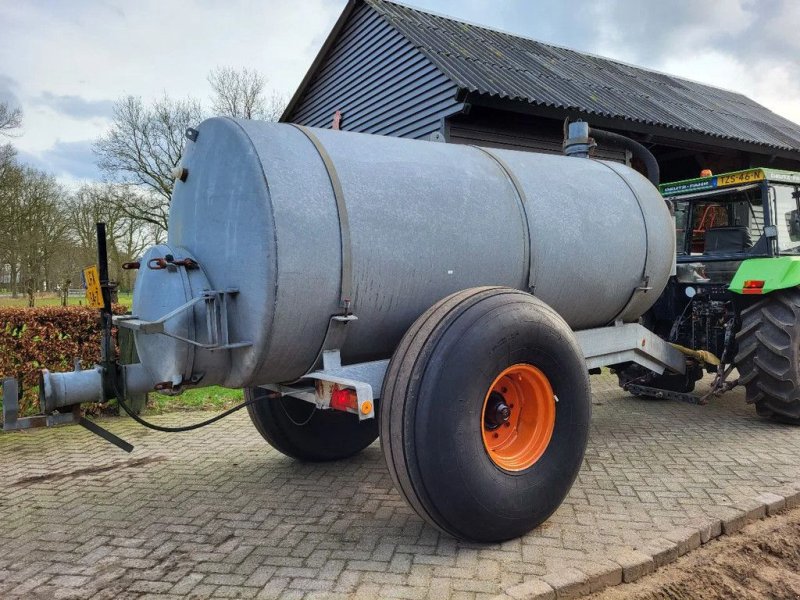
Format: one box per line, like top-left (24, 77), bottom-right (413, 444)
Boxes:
top-left (40, 363), bottom-right (155, 413)
top-left (562, 119), bottom-right (660, 186)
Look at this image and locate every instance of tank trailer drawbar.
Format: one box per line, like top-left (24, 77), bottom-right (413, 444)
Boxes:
top-left (2, 120), bottom-right (684, 542)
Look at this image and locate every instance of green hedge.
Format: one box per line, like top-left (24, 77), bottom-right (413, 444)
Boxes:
top-left (0, 306), bottom-right (126, 415)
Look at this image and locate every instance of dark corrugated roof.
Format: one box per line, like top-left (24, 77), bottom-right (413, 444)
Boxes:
top-left (365, 0), bottom-right (800, 153)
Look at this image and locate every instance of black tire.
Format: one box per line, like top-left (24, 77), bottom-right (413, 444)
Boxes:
top-left (380, 287), bottom-right (591, 542)
top-left (735, 289), bottom-right (800, 424)
top-left (245, 387), bottom-right (379, 461)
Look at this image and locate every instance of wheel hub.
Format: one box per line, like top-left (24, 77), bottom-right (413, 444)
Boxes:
top-left (483, 392), bottom-right (511, 430)
top-left (481, 364), bottom-right (556, 471)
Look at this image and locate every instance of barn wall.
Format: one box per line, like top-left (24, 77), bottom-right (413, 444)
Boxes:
top-left (286, 3), bottom-right (465, 140)
top-left (446, 109), bottom-right (628, 163)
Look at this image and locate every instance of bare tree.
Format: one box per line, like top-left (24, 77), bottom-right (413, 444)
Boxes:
top-left (93, 73), bottom-right (285, 236)
top-left (67, 183), bottom-right (153, 292)
top-left (0, 149), bottom-right (23, 295)
top-left (208, 66), bottom-right (286, 121)
top-left (11, 168), bottom-right (69, 306)
top-left (0, 101), bottom-right (22, 136)
top-left (93, 94), bottom-right (205, 231)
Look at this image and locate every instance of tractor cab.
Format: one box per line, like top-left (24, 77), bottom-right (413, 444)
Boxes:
top-left (662, 168), bottom-right (800, 286)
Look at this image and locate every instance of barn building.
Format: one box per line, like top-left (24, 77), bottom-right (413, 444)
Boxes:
top-left (282, 0), bottom-right (800, 182)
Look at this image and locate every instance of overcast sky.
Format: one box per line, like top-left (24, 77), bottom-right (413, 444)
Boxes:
top-left (1, 0), bottom-right (799, 185)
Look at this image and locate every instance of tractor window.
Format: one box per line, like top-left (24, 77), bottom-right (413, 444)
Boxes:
top-left (674, 202), bottom-right (689, 255)
top-left (771, 184), bottom-right (800, 254)
top-left (673, 187), bottom-right (764, 257)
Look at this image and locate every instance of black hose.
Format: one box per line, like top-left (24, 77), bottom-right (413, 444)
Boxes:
top-left (112, 379), bottom-right (263, 433)
top-left (589, 127), bottom-right (660, 186)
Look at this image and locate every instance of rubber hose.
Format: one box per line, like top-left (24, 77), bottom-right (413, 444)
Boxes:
top-left (590, 127), bottom-right (660, 186)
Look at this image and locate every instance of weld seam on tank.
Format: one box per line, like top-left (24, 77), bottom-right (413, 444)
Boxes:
top-left (595, 159), bottom-right (652, 323)
top-left (470, 145), bottom-right (534, 292)
top-left (228, 118), bottom-right (281, 388)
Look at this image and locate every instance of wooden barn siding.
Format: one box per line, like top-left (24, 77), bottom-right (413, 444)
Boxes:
top-left (447, 111), bottom-right (628, 163)
top-left (287, 3), bottom-right (465, 140)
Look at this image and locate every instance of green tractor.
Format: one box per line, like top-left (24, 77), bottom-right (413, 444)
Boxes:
top-left (617, 167), bottom-right (800, 423)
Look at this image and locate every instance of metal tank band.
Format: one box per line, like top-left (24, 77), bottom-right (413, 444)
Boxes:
top-left (470, 145), bottom-right (534, 292)
top-left (290, 124), bottom-right (354, 311)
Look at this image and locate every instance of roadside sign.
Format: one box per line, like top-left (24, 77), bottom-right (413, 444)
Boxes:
top-left (83, 265), bottom-right (104, 308)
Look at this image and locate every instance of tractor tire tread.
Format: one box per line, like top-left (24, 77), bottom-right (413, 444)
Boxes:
top-left (734, 288), bottom-right (800, 423)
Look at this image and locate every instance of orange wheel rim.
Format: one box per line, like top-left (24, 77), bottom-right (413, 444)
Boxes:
top-left (481, 364), bottom-right (555, 471)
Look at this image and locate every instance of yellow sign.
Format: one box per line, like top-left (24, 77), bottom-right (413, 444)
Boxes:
top-left (717, 169), bottom-right (765, 188)
top-left (83, 265), bottom-right (104, 308)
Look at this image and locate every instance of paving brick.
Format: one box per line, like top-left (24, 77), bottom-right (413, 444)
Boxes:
top-left (785, 487), bottom-right (800, 509)
top-left (639, 537), bottom-right (680, 568)
top-left (756, 492), bottom-right (786, 516)
top-left (694, 518), bottom-right (723, 544)
top-left (541, 567), bottom-right (591, 598)
top-left (735, 498), bottom-right (768, 523)
top-left (707, 505), bottom-right (749, 535)
top-left (613, 549), bottom-right (654, 583)
top-left (663, 526), bottom-right (702, 556)
top-left (502, 578), bottom-right (555, 600)
top-left (2, 374), bottom-right (800, 599)
top-left (577, 560), bottom-right (622, 592)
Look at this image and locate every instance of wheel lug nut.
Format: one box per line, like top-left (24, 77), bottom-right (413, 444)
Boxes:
top-left (504, 422), bottom-right (510, 427)
top-left (493, 433), bottom-right (499, 438)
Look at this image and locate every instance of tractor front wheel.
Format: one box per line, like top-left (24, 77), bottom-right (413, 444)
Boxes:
top-left (380, 287), bottom-right (591, 542)
top-left (735, 288), bottom-right (800, 424)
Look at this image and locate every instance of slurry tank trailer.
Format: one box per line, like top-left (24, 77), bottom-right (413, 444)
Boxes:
top-left (2, 120), bottom-right (683, 542)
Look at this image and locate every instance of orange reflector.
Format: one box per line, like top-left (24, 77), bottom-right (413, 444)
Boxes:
top-left (700, 169), bottom-right (713, 177)
top-left (330, 387), bottom-right (358, 412)
top-left (360, 400), bottom-right (373, 415)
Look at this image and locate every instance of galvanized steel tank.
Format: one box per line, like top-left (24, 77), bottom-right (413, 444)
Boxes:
top-left (132, 118), bottom-right (674, 390)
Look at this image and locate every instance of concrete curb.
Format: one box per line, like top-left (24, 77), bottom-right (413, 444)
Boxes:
top-left (492, 485), bottom-right (800, 600)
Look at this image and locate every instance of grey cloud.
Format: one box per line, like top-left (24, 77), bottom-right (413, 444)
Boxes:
top-left (709, 2), bottom-right (800, 74)
top-left (18, 139), bottom-right (101, 180)
top-left (0, 74), bottom-right (21, 107)
top-left (33, 92), bottom-right (114, 120)
top-left (582, 0), bottom-right (799, 80)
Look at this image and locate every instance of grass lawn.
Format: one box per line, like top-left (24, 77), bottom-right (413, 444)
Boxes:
top-left (0, 292), bottom-right (133, 308)
top-left (146, 386), bottom-right (244, 414)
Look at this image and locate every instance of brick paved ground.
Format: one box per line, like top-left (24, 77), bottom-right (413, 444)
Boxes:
top-left (2, 374), bottom-right (800, 599)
